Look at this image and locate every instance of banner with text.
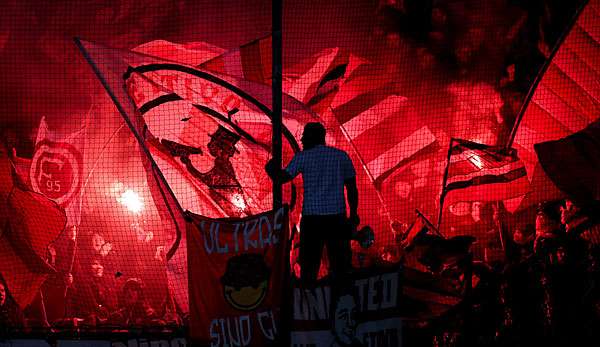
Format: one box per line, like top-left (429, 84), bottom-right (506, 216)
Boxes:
top-left (186, 206), bottom-right (290, 346)
top-left (291, 269), bottom-right (403, 347)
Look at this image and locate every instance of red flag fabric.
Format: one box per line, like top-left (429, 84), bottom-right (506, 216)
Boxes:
top-left (284, 48), bottom-right (367, 107)
top-left (512, 0), bottom-right (600, 209)
top-left (332, 88), bottom-right (437, 183)
top-left (200, 35), bottom-right (273, 85)
top-left (535, 118), bottom-right (600, 205)
top-left (442, 139), bottom-right (529, 208)
top-left (29, 116), bottom-right (87, 227)
top-left (0, 147), bottom-right (66, 308)
top-left (75, 38), bottom-right (318, 315)
top-left (401, 210), bottom-right (437, 251)
top-left (186, 207), bottom-right (290, 346)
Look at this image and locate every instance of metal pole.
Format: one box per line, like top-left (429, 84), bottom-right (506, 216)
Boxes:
top-left (436, 138), bottom-right (455, 231)
top-left (271, 4), bottom-right (293, 346)
top-left (272, 0), bottom-right (283, 210)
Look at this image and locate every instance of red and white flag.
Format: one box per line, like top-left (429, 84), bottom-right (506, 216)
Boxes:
top-left (29, 116), bottom-right (87, 227)
top-left (442, 139), bottom-right (529, 207)
top-left (332, 88), bottom-right (437, 184)
top-left (200, 35), bottom-right (272, 85)
top-left (75, 38), bottom-right (319, 313)
top-left (284, 47), bottom-right (367, 107)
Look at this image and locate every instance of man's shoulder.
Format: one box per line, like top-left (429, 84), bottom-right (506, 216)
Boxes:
top-left (322, 145), bottom-right (350, 157)
top-left (303, 146), bottom-right (350, 161)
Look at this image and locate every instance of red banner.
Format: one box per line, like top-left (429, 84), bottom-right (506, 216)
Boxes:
top-left (186, 206), bottom-right (290, 346)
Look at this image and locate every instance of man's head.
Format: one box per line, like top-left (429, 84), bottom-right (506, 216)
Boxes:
top-left (560, 199), bottom-right (580, 225)
top-left (536, 201), bottom-right (561, 236)
top-left (92, 233), bottom-right (105, 253)
top-left (301, 122), bottom-right (326, 150)
top-left (122, 278), bottom-right (144, 306)
top-left (91, 258), bottom-right (104, 278)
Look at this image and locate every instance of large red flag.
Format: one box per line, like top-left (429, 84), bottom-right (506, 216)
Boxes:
top-left (512, 0), bottom-right (600, 209)
top-left (0, 147), bottom-right (66, 308)
top-left (75, 37), bottom-right (320, 314)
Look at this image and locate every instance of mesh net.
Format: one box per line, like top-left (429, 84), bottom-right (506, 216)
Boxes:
top-left (0, 0), bottom-right (599, 338)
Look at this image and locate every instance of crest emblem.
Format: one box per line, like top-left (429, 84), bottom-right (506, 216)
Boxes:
top-left (30, 140), bottom-right (82, 206)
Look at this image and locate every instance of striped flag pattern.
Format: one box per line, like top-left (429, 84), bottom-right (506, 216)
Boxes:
top-left (285, 47), bottom-right (369, 106)
top-left (199, 35), bottom-right (272, 85)
top-left (512, 0), bottom-right (600, 209)
top-left (442, 139), bottom-right (529, 207)
top-left (332, 86), bottom-right (437, 185)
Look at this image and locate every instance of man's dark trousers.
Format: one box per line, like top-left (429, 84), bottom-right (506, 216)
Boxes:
top-left (299, 214), bottom-right (352, 283)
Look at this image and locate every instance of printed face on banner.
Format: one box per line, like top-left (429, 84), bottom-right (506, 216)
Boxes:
top-left (221, 253), bottom-right (270, 311)
top-left (292, 270), bottom-right (402, 347)
top-left (333, 294), bottom-right (358, 345)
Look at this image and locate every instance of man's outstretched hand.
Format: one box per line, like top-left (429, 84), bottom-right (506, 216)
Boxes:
top-left (265, 159), bottom-right (293, 183)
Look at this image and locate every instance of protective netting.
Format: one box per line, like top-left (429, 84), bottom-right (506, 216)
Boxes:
top-left (0, 0), bottom-right (599, 342)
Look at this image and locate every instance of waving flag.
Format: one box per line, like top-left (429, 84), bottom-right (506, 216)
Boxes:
top-left (200, 34), bottom-right (273, 85)
top-left (29, 116), bottom-right (88, 227)
top-left (1, 148), bottom-right (66, 307)
top-left (512, 0), bottom-right (600, 209)
top-left (285, 47), bottom-right (368, 108)
top-left (535, 118), bottom-right (600, 205)
top-left (332, 88), bottom-right (437, 184)
top-left (75, 37), bottom-right (323, 312)
top-left (401, 210), bottom-right (438, 251)
top-left (441, 139), bottom-right (529, 208)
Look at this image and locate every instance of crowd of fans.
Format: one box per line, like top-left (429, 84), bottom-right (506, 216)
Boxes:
top-left (497, 198), bottom-right (600, 346)
top-left (380, 197), bottom-right (600, 346)
top-left (0, 226), bottom-right (183, 335)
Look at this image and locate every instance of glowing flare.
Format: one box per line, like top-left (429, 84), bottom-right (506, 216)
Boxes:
top-left (118, 189), bottom-right (144, 214)
top-left (231, 193), bottom-right (246, 211)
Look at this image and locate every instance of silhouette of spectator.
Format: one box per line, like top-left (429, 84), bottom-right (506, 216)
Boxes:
top-left (111, 278), bottom-right (157, 327)
top-left (266, 122), bottom-right (359, 283)
top-left (0, 277), bottom-right (26, 334)
top-left (70, 258), bottom-right (116, 325)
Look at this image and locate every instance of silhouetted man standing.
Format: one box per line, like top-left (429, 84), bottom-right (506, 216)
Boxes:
top-left (266, 122), bottom-right (359, 283)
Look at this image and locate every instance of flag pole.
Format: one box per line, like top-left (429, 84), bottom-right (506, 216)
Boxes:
top-left (272, 0), bottom-right (283, 210)
top-left (74, 38), bottom-right (186, 261)
top-left (272, 1), bottom-right (293, 346)
top-left (436, 138), bottom-right (455, 231)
